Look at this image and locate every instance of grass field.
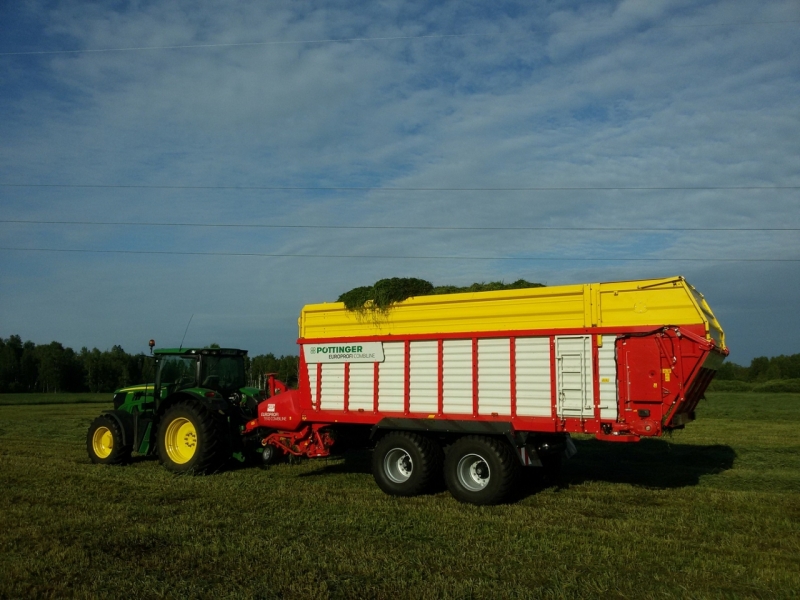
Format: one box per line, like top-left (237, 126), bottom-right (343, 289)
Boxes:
top-left (0, 392), bottom-right (110, 405)
top-left (1, 393), bottom-right (798, 599)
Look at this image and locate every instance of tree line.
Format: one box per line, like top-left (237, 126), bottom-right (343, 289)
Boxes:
top-left (0, 334), bottom-right (298, 394)
top-left (2, 333), bottom-right (797, 394)
top-left (716, 353), bottom-right (800, 382)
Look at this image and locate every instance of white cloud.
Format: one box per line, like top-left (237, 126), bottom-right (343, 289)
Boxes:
top-left (0, 0), bottom-right (798, 361)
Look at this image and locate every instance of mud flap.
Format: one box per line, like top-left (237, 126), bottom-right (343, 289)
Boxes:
top-left (518, 446), bottom-right (544, 467)
top-left (564, 435), bottom-right (578, 459)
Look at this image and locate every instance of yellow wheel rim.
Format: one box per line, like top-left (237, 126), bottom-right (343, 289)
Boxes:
top-left (164, 417), bottom-right (198, 464)
top-left (92, 426), bottom-right (114, 459)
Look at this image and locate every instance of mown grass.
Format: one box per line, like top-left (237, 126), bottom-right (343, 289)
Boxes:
top-left (0, 393), bottom-right (798, 599)
top-left (0, 392), bottom-right (110, 405)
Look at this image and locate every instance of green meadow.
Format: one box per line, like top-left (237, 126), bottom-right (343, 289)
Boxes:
top-left (1, 392), bottom-right (798, 599)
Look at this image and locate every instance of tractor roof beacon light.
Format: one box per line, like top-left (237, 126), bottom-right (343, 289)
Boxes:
top-left (149, 339), bottom-right (155, 355)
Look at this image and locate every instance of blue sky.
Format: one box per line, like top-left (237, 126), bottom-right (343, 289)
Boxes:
top-left (0, 0), bottom-right (798, 363)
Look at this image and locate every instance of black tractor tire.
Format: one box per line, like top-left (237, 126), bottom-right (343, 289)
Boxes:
top-left (444, 436), bottom-right (520, 505)
top-left (372, 431), bottom-right (443, 497)
top-left (157, 401), bottom-right (228, 474)
top-left (87, 415), bottom-right (131, 465)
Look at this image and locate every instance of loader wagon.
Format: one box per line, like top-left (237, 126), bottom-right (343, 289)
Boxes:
top-left (242, 276), bottom-right (728, 504)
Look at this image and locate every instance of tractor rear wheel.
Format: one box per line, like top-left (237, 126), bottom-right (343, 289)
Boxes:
top-left (157, 401), bottom-right (228, 474)
top-left (87, 415), bottom-right (131, 465)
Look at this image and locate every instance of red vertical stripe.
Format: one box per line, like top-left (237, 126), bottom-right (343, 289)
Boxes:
top-left (343, 362), bottom-right (350, 413)
top-left (316, 362), bottom-right (322, 411)
top-left (472, 338), bottom-right (479, 417)
top-left (510, 337), bottom-right (517, 419)
top-left (592, 336), bottom-right (601, 422)
top-left (437, 339), bottom-right (444, 416)
top-left (298, 348), bottom-right (310, 408)
top-left (373, 362), bottom-right (380, 414)
top-left (549, 336), bottom-right (558, 423)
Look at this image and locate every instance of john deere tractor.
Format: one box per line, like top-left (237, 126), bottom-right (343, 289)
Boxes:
top-left (86, 346), bottom-right (266, 473)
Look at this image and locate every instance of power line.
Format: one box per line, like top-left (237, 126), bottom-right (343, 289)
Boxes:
top-left (1, 183), bottom-right (797, 191)
top-left (1, 219), bottom-right (798, 232)
top-left (0, 247), bottom-right (796, 262)
top-left (1, 20), bottom-right (797, 56)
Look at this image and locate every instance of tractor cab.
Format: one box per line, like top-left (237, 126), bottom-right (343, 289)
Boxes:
top-left (154, 348), bottom-right (248, 401)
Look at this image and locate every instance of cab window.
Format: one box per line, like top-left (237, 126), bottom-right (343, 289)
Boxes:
top-left (200, 356), bottom-right (246, 393)
top-left (158, 356), bottom-right (197, 390)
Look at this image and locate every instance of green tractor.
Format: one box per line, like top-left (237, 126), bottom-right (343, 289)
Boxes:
top-left (86, 346), bottom-right (267, 473)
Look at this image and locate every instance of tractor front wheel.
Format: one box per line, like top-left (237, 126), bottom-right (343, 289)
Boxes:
top-left (157, 401), bottom-right (228, 474)
top-left (87, 415), bottom-right (131, 465)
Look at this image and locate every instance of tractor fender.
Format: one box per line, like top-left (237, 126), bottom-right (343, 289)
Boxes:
top-left (101, 410), bottom-right (134, 448)
top-left (156, 391), bottom-right (230, 421)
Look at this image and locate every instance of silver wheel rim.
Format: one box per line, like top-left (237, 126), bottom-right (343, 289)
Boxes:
top-left (457, 453), bottom-right (491, 491)
top-left (384, 448), bottom-right (413, 483)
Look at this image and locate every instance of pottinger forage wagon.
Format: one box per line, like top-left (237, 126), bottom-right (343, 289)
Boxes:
top-left (88, 276), bottom-right (728, 505)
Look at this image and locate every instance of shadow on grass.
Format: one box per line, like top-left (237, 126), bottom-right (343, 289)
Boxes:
top-left (295, 450), bottom-right (373, 477)
top-left (295, 441), bottom-right (736, 501)
top-left (297, 440), bottom-right (736, 490)
top-left (267, 439), bottom-right (736, 506)
top-left (563, 438), bottom-right (737, 489)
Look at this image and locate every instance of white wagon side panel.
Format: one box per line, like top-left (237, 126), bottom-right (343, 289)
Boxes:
top-left (410, 341), bottom-right (438, 413)
top-left (378, 342), bottom-right (405, 412)
top-left (320, 363), bottom-right (345, 410)
top-left (478, 338), bottom-right (511, 416)
top-left (598, 335), bottom-right (618, 421)
top-left (349, 362), bottom-right (375, 411)
top-left (442, 339), bottom-right (472, 414)
top-left (515, 337), bottom-right (552, 417)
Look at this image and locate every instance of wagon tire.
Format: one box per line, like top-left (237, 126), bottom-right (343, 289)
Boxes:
top-left (157, 401), bottom-right (228, 474)
top-left (444, 436), bottom-right (520, 505)
top-left (372, 432), bottom-right (443, 497)
top-left (87, 415), bottom-right (131, 465)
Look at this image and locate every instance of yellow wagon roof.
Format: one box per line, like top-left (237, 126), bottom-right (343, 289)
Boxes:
top-left (299, 276), bottom-right (725, 349)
